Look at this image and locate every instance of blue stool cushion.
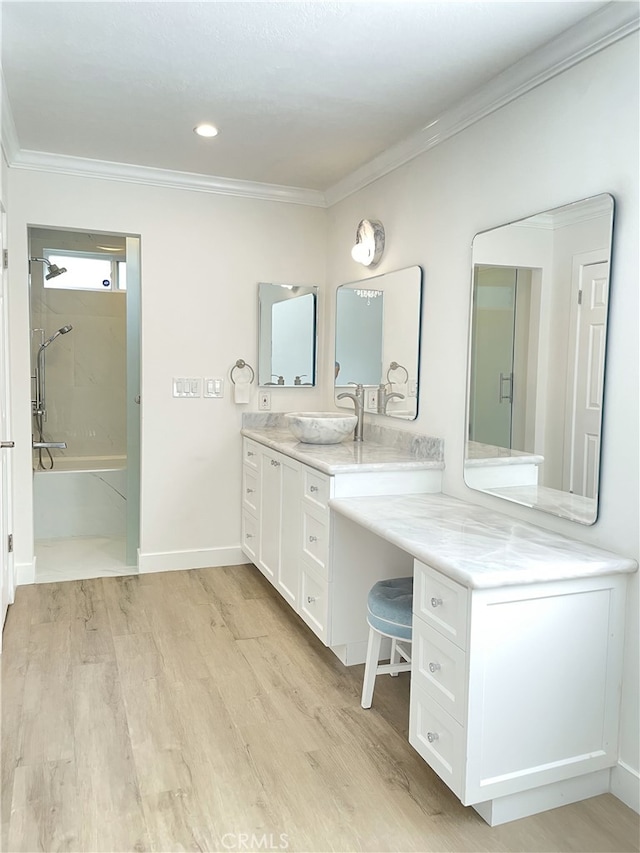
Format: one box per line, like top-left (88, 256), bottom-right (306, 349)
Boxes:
top-left (367, 577), bottom-right (413, 641)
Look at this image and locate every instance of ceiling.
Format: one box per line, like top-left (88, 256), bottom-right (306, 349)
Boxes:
top-left (0, 1), bottom-right (624, 193)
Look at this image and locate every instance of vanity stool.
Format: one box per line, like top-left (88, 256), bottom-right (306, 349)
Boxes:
top-left (361, 576), bottom-right (413, 709)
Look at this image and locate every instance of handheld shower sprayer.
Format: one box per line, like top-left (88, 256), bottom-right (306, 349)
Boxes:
top-left (41, 324), bottom-right (73, 348)
top-left (29, 257), bottom-right (67, 280)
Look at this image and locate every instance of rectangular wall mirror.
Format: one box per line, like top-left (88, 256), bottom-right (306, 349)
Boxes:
top-left (335, 266), bottom-right (422, 420)
top-left (464, 193), bottom-right (614, 525)
top-left (258, 283), bottom-right (318, 387)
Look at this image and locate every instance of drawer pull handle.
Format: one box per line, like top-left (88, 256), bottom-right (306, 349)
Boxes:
top-left (271, 459), bottom-right (280, 467)
top-left (426, 732), bottom-right (439, 743)
top-left (307, 595), bottom-right (316, 604)
top-left (428, 662), bottom-right (441, 673)
top-left (246, 488), bottom-right (255, 494)
top-left (309, 535), bottom-right (318, 543)
top-left (247, 451), bottom-right (255, 457)
top-left (245, 533), bottom-right (254, 539)
top-left (309, 485), bottom-right (319, 493)
top-left (430, 597), bottom-right (443, 608)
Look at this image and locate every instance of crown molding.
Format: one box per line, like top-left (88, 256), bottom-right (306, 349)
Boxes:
top-left (1, 72), bottom-right (20, 164)
top-left (3, 3), bottom-right (637, 209)
top-left (324, 2), bottom-right (639, 207)
top-left (513, 195), bottom-right (614, 230)
top-left (8, 149), bottom-right (327, 207)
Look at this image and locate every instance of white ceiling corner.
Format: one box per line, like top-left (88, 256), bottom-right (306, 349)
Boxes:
top-left (2, 2), bottom-right (638, 208)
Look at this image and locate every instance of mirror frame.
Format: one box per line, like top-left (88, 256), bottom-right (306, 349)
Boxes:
top-left (257, 282), bottom-right (318, 387)
top-left (463, 193), bottom-right (615, 525)
top-left (334, 265), bottom-right (423, 421)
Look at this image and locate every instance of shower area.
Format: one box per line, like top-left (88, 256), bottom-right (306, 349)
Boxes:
top-left (29, 227), bottom-right (140, 583)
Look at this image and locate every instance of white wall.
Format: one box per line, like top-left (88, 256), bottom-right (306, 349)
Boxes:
top-left (323, 34), bottom-right (639, 800)
top-left (8, 174), bottom-right (326, 576)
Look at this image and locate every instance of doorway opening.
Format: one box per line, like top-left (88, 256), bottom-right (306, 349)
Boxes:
top-left (28, 226), bottom-right (141, 582)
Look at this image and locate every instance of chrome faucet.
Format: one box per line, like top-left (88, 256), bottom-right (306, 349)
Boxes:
top-left (337, 383), bottom-right (365, 441)
top-left (377, 383), bottom-right (406, 414)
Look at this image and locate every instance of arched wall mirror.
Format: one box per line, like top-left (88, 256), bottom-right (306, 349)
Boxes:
top-left (464, 193), bottom-right (614, 525)
top-left (258, 283), bottom-right (318, 387)
top-left (335, 266), bottom-right (422, 420)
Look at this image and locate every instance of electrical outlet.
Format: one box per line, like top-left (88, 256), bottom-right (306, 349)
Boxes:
top-left (366, 389), bottom-right (378, 410)
top-left (259, 391), bottom-right (271, 411)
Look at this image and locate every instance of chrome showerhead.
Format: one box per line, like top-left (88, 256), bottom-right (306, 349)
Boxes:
top-left (29, 257), bottom-right (67, 280)
top-left (45, 263), bottom-right (67, 280)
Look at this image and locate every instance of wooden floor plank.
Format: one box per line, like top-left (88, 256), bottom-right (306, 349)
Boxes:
top-left (2, 565), bottom-right (638, 853)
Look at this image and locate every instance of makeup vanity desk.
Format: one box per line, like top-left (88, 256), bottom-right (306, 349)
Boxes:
top-left (330, 491), bottom-right (637, 826)
top-left (240, 423), bottom-right (637, 825)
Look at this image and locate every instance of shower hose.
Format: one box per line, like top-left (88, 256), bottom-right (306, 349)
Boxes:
top-left (34, 412), bottom-right (54, 470)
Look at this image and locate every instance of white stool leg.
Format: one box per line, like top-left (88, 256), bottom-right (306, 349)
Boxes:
top-left (389, 638), bottom-right (399, 676)
top-left (361, 626), bottom-right (382, 709)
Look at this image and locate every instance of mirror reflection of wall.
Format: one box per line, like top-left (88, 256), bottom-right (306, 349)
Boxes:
top-left (258, 283), bottom-right (318, 387)
top-left (335, 266), bottom-right (422, 420)
top-left (465, 193), bottom-right (614, 525)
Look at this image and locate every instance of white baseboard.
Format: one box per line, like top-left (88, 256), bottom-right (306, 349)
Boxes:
top-left (473, 769), bottom-right (610, 826)
top-left (138, 546), bottom-right (246, 574)
top-left (16, 560), bottom-right (36, 586)
top-left (611, 761), bottom-right (640, 813)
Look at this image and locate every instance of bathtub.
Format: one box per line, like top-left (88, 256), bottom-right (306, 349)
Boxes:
top-left (33, 456), bottom-right (127, 540)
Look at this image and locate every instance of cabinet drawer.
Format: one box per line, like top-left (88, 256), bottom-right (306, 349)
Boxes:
top-left (409, 682), bottom-right (464, 799)
top-left (302, 466), bottom-right (331, 513)
top-left (299, 564), bottom-right (330, 644)
top-left (414, 562), bottom-right (469, 650)
top-left (241, 510), bottom-right (258, 562)
top-left (301, 505), bottom-right (330, 579)
top-left (243, 439), bottom-right (260, 470)
top-left (413, 619), bottom-right (467, 724)
top-left (242, 466), bottom-right (260, 515)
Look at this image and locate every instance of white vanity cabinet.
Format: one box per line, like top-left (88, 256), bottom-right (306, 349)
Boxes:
top-left (242, 439), bottom-right (301, 607)
top-left (241, 435), bottom-right (442, 653)
top-left (409, 559), bottom-right (628, 825)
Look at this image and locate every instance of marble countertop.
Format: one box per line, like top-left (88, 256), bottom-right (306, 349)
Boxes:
top-left (241, 426), bottom-right (445, 474)
top-left (329, 492), bottom-right (637, 588)
top-left (482, 483), bottom-right (597, 525)
top-left (465, 441), bottom-right (544, 467)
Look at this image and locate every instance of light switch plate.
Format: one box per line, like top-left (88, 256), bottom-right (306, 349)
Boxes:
top-left (172, 377), bottom-right (201, 398)
top-left (204, 378), bottom-right (224, 398)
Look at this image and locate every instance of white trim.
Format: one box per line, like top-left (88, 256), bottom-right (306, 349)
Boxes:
top-left (2, 7), bottom-right (637, 206)
top-left (138, 545), bottom-right (247, 574)
top-left (16, 560), bottom-right (36, 586)
top-left (9, 149), bottom-right (326, 207)
top-left (0, 73), bottom-right (20, 165)
top-left (324, 4), bottom-right (639, 206)
top-left (472, 769), bottom-right (610, 826)
top-left (611, 760), bottom-right (640, 814)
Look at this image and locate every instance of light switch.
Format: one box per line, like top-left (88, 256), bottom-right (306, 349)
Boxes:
top-left (204, 378), bottom-right (224, 398)
top-left (173, 377), bottom-right (201, 398)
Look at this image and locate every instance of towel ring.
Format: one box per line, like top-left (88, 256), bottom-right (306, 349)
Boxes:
top-left (230, 359), bottom-right (255, 385)
top-left (386, 361), bottom-right (409, 384)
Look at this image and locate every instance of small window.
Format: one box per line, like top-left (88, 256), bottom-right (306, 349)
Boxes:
top-left (43, 250), bottom-right (126, 292)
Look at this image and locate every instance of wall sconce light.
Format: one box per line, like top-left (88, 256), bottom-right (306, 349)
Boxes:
top-left (351, 219), bottom-right (385, 267)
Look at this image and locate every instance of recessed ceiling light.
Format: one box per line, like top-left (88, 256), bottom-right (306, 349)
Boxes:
top-left (194, 123), bottom-right (219, 138)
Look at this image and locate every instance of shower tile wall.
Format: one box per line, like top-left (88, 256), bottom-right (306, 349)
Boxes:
top-left (31, 266), bottom-right (126, 461)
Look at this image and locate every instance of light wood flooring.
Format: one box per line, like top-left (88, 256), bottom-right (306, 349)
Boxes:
top-left (2, 565), bottom-right (639, 853)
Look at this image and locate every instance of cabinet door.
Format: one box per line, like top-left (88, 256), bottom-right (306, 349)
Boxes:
top-left (258, 449), bottom-right (281, 582)
top-left (276, 455), bottom-right (301, 607)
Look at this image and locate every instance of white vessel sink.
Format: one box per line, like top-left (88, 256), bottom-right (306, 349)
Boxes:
top-left (285, 412), bottom-right (357, 444)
